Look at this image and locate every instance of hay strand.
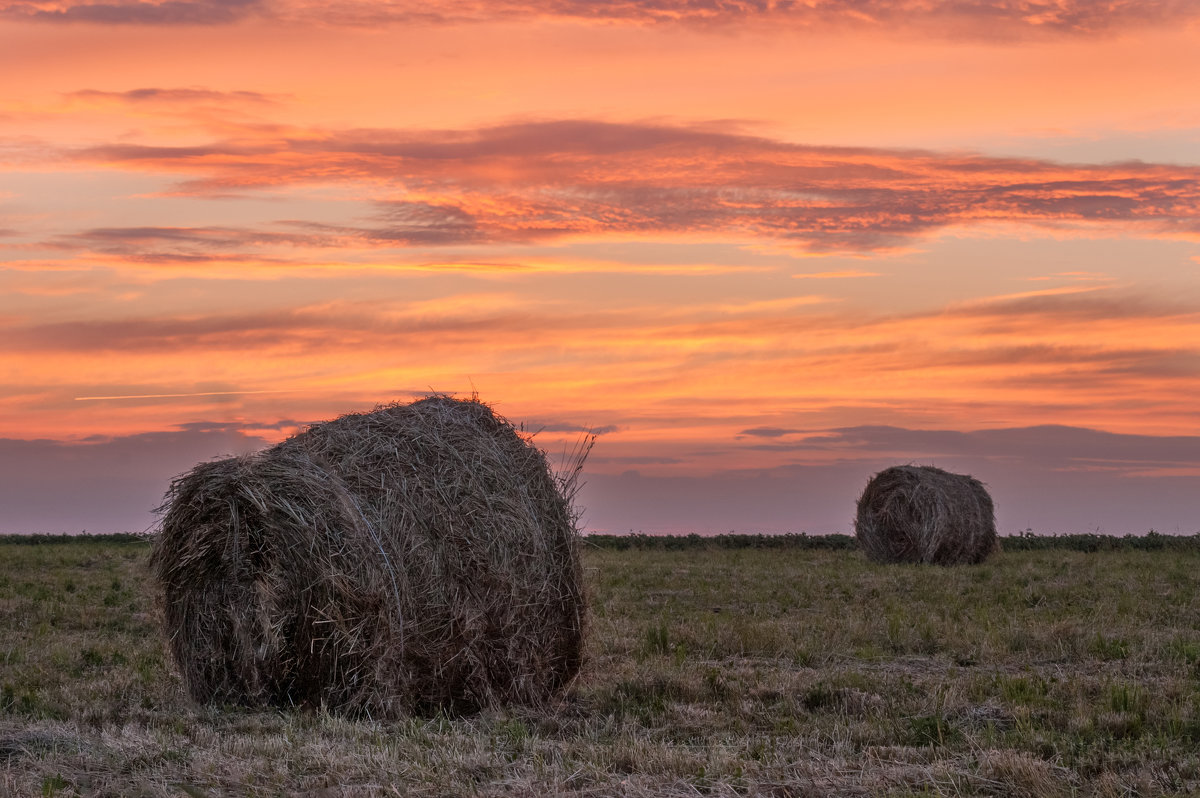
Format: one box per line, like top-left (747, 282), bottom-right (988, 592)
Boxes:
top-left (854, 465), bottom-right (997, 565)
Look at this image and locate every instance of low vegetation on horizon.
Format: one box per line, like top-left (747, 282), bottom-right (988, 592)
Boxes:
top-left (3, 537), bottom-right (1200, 796)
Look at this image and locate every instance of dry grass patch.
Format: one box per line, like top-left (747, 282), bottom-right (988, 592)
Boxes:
top-left (4, 542), bottom-right (1200, 795)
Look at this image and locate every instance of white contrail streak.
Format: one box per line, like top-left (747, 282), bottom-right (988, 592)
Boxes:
top-left (74, 389), bottom-right (294, 401)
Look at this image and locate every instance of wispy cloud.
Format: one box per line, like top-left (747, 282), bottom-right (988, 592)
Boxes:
top-left (53, 225), bottom-right (351, 262)
top-left (66, 87), bottom-right (278, 105)
top-left (7, 278), bottom-right (1193, 361)
top-left (791, 270), bottom-right (882, 280)
top-left (175, 418), bottom-right (307, 432)
top-left (777, 424), bottom-right (1200, 473)
top-left (75, 388), bottom-right (295, 400)
top-left (527, 421), bottom-right (621, 435)
top-left (1, 0), bottom-right (260, 24)
top-left (8, 0), bottom-right (1194, 37)
top-left (66, 120), bottom-right (1200, 254)
top-left (6, 280), bottom-right (1195, 451)
top-left (738, 427), bottom-right (804, 438)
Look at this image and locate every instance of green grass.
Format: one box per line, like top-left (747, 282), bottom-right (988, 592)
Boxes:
top-left (3, 540), bottom-right (1200, 795)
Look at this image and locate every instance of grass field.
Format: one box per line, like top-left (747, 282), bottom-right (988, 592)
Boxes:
top-left (3, 538), bottom-right (1200, 796)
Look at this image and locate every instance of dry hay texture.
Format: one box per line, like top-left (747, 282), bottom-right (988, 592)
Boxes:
top-left (855, 465), bottom-right (998, 565)
top-left (150, 395), bottom-right (588, 718)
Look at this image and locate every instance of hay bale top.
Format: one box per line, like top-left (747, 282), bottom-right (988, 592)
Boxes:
top-left (854, 464), bottom-right (997, 565)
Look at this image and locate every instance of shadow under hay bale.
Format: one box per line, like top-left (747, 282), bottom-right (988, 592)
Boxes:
top-left (854, 465), bottom-right (997, 565)
top-left (150, 395), bottom-right (588, 718)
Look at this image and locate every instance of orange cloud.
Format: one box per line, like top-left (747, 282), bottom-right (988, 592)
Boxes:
top-left (4, 277), bottom-right (1196, 450)
top-left (58, 120), bottom-right (1200, 255)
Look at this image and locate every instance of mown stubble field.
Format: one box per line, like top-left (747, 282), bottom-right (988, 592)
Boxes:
top-left (2, 539), bottom-right (1200, 796)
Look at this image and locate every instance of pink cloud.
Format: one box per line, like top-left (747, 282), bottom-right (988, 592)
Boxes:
top-left (68, 120), bottom-right (1200, 254)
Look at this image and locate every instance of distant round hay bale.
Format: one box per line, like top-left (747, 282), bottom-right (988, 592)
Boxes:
top-left (150, 395), bottom-right (588, 717)
top-left (854, 465), bottom-right (997, 565)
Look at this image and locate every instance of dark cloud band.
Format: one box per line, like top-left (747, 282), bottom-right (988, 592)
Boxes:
top-left (5, 0), bottom-right (1193, 36)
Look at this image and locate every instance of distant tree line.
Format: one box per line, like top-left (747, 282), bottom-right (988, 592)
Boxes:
top-left (998, 530), bottom-right (1195, 552)
top-left (1, 530), bottom-right (1196, 553)
top-left (0, 532), bottom-right (149, 545)
top-left (585, 531), bottom-right (1200, 553)
top-left (584, 532), bottom-right (858, 551)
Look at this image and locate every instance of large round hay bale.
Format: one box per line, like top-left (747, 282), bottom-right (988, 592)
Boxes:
top-left (150, 395), bottom-right (587, 717)
top-left (854, 465), bottom-right (997, 565)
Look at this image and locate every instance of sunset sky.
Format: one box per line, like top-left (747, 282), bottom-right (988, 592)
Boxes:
top-left (2, 0), bottom-right (1199, 536)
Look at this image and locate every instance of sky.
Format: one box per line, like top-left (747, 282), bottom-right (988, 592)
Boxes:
top-left (1, 0), bottom-right (1199, 536)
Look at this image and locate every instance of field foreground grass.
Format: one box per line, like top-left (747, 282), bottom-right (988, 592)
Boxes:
top-left (2, 540), bottom-right (1200, 796)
